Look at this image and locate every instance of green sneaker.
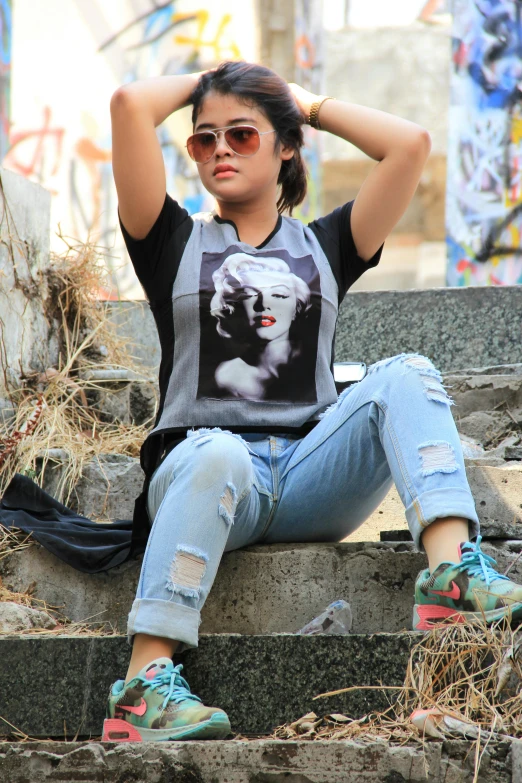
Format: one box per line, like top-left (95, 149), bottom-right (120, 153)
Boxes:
top-left (413, 535), bottom-right (522, 631)
top-left (102, 657), bottom-right (231, 742)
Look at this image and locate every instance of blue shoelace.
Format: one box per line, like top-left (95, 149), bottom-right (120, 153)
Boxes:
top-left (145, 664), bottom-right (202, 710)
top-left (457, 535), bottom-right (509, 586)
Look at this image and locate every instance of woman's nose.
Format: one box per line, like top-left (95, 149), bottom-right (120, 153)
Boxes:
top-left (253, 293), bottom-right (267, 312)
top-left (215, 130), bottom-right (232, 157)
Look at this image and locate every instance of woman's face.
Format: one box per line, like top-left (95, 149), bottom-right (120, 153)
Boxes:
top-left (237, 270), bottom-right (297, 342)
top-left (193, 92), bottom-right (294, 205)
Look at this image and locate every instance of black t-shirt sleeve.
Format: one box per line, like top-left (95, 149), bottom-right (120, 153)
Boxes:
top-left (118, 193), bottom-right (194, 303)
top-left (307, 200), bottom-right (384, 304)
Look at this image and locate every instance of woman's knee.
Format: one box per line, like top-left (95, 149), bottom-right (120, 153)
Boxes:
top-left (183, 428), bottom-right (254, 487)
top-left (367, 353), bottom-right (452, 406)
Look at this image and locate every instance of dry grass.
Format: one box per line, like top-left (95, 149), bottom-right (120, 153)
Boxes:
top-left (0, 526), bottom-right (34, 562)
top-left (0, 231), bottom-right (156, 506)
top-left (270, 618), bottom-right (522, 780)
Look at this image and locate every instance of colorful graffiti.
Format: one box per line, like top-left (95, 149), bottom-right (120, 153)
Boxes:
top-left (0, 0), bottom-right (11, 162)
top-left (293, 0), bottom-right (324, 223)
top-left (3, 1), bottom-right (246, 297)
top-left (446, 0), bottom-right (522, 286)
top-left (4, 107), bottom-right (65, 193)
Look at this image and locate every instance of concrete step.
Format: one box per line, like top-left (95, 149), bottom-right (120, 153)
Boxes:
top-left (108, 287), bottom-right (522, 373)
top-left (3, 540), bottom-right (522, 635)
top-left (0, 737), bottom-right (517, 782)
top-left (0, 633), bottom-right (414, 738)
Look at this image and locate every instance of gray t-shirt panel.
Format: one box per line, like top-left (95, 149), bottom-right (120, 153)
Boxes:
top-left (150, 211), bottom-right (340, 434)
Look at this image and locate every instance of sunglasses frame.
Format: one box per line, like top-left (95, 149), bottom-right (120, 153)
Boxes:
top-left (186, 124), bottom-right (277, 163)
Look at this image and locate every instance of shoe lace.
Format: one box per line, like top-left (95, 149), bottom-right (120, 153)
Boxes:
top-left (145, 664), bottom-right (202, 710)
top-left (456, 535), bottom-right (509, 587)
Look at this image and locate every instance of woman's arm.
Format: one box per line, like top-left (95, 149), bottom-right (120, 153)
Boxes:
top-left (111, 73), bottom-right (203, 240)
top-left (289, 84), bottom-right (431, 261)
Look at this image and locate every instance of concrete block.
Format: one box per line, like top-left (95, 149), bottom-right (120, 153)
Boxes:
top-left (3, 540), bottom-right (522, 636)
top-left (85, 379), bottom-right (157, 426)
top-left (41, 454), bottom-right (144, 518)
top-left (0, 602), bottom-right (56, 633)
top-left (0, 168), bottom-right (57, 395)
top-left (512, 739), bottom-right (522, 783)
top-left (448, 373), bottom-right (522, 417)
top-left (336, 287), bottom-right (522, 371)
top-left (106, 301), bottom-right (161, 372)
top-left (0, 738), bottom-right (514, 783)
top-left (0, 633), bottom-right (415, 737)
top-left (361, 464), bottom-right (522, 540)
top-left (467, 464), bottom-right (522, 536)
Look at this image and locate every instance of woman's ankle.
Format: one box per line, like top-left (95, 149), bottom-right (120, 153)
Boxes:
top-left (421, 516), bottom-right (470, 573)
top-left (126, 633), bottom-right (180, 683)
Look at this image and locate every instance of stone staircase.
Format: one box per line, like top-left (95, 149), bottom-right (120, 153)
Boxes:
top-left (1, 173), bottom-right (522, 781)
top-left (1, 308), bottom-right (522, 781)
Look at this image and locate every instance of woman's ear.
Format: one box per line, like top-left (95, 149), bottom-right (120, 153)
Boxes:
top-left (279, 144), bottom-right (295, 162)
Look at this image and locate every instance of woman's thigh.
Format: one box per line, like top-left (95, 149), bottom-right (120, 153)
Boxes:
top-left (146, 429), bottom-right (274, 553)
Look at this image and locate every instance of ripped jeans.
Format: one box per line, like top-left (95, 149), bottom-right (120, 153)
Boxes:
top-left (127, 354), bottom-right (480, 649)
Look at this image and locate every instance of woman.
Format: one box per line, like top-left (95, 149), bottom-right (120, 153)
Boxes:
top-left (204, 252), bottom-right (314, 401)
top-left (104, 61), bottom-right (522, 743)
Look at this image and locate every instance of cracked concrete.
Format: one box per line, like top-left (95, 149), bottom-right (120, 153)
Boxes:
top-left (0, 738), bottom-right (515, 782)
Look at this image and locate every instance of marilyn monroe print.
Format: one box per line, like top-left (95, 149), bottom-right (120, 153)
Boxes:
top-left (197, 248), bottom-right (321, 402)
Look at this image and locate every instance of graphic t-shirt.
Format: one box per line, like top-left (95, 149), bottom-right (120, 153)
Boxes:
top-left (120, 194), bottom-right (383, 542)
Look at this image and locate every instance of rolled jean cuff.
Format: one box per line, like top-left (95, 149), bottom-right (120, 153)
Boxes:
top-left (127, 598), bottom-right (200, 652)
top-left (405, 487), bottom-right (480, 551)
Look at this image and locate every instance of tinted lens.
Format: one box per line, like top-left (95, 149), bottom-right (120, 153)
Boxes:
top-left (187, 131), bottom-right (216, 163)
top-left (224, 126), bottom-right (260, 156)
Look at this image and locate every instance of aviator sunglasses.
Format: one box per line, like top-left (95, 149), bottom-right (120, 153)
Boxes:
top-left (186, 124), bottom-right (276, 164)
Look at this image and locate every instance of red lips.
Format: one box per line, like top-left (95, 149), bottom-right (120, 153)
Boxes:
top-left (259, 316), bottom-right (276, 327)
top-left (213, 163), bottom-right (237, 175)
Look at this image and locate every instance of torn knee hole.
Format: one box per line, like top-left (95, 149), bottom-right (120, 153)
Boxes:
top-left (419, 441), bottom-right (458, 477)
top-left (403, 355), bottom-right (454, 406)
top-left (166, 545), bottom-right (208, 598)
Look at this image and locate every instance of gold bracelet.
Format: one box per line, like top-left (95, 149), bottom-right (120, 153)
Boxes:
top-left (309, 96), bottom-right (333, 130)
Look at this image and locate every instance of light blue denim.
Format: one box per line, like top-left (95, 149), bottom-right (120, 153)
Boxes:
top-left (127, 353), bottom-right (480, 649)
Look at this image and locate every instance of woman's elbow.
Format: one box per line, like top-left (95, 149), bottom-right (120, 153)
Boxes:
top-left (110, 86), bottom-right (136, 115)
top-left (412, 128), bottom-right (432, 158)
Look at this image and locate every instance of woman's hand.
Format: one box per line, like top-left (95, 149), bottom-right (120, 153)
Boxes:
top-left (287, 83), bottom-right (320, 124)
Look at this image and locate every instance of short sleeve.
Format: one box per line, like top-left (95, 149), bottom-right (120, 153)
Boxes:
top-left (307, 200), bottom-right (383, 305)
top-left (119, 194), bottom-right (193, 303)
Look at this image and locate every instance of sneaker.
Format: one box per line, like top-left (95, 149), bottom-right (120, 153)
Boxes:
top-left (102, 657), bottom-right (231, 742)
top-left (413, 535), bottom-right (522, 631)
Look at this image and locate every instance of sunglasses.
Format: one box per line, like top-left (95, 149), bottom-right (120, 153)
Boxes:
top-left (186, 124), bottom-right (276, 164)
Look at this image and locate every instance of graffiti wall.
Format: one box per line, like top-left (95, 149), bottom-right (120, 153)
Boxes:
top-left (0, 0), bottom-right (10, 162)
top-left (293, 0), bottom-right (324, 223)
top-left (446, 0), bottom-right (522, 286)
top-left (4, 0), bottom-right (256, 298)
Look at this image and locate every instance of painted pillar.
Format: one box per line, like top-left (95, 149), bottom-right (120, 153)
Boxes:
top-left (293, 0), bottom-right (325, 222)
top-left (257, 0), bottom-right (325, 221)
top-left (0, 0), bottom-right (11, 162)
top-left (447, 0), bottom-right (522, 286)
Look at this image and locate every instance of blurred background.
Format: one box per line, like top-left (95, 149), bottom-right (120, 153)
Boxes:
top-left (2, 0), bottom-right (521, 298)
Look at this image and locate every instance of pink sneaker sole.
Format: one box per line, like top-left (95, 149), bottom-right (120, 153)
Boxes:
top-left (102, 718), bottom-right (143, 742)
top-left (102, 712), bottom-right (232, 742)
top-left (413, 604), bottom-right (466, 631)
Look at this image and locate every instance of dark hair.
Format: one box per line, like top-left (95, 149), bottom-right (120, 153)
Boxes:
top-left (190, 61), bottom-right (307, 216)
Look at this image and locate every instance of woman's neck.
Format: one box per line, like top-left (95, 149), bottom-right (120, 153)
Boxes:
top-left (215, 199), bottom-right (280, 247)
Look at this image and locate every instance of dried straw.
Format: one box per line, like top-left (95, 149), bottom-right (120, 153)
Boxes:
top-left (0, 526), bottom-right (34, 562)
top-left (0, 230), bottom-right (156, 507)
top-left (270, 619), bottom-right (522, 777)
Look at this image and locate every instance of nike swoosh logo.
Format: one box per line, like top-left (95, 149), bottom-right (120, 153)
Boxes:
top-left (429, 581), bottom-right (460, 600)
top-left (119, 699), bottom-right (147, 717)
